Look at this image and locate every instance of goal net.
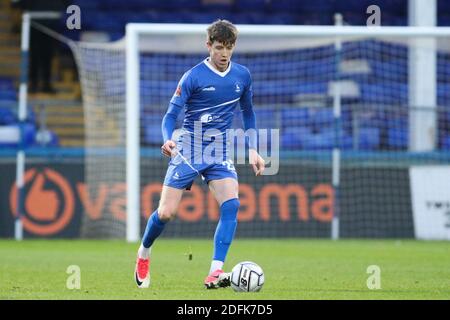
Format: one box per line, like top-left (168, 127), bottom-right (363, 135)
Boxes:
top-left (70, 24), bottom-right (450, 241)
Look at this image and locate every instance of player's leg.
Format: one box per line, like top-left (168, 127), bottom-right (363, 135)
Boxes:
top-left (205, 177), bottom-right (240, 289)
top-left (135, 158), bottom-right (198, 288)
top-left (140, 185), bottom-right (184, 254)
top-left (135, 185), bottom-right (183, 288)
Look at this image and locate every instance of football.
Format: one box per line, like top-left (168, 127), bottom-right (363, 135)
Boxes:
top-left (230, 261), bottom-right (264, 292)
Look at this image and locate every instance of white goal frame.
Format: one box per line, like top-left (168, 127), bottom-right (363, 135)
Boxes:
top-left (125, 23), bottom-right (450, 242)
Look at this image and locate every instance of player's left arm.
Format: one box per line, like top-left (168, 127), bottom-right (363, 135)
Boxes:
top-left (240, 70), bottom-right (265, 176)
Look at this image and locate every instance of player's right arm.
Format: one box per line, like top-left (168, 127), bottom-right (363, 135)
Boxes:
top-left (161, 103), bottom-right (182, 157)
top-left (161, 70), bottom-right (194, 157)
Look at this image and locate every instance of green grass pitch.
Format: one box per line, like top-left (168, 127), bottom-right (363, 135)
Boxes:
top-left (0, 239), bottom-right (449, 300)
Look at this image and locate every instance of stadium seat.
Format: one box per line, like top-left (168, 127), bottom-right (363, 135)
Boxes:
top-left (263, 13), bottom-right (298, 25)
top-left (281, 126), bottom-right (312, 149)
top-left (143, 124), bottom-right (163, 146)
top-left (438, 15), bottom-right (450, 26)
top-left (254, 107), bottom-right (280, 129)
top-left (303, 129), bottom-right (334, 150)
top-left (72, 0), bottom-right (101, 10)
top-left (388, 126), bottom-right (408, 149)
top-left (235, 0), bottom-right (269, 12)
top-left (441, 135), bottom-right (450, 150)
top-left (0, 91), bottom-right (17, 101)
top-left (269, 0), bottom-right (331, 13)
top-left (340, 134), bottom-right (354, 150)
top-left (437, 84), bottom-right (450, 106)
top-left (0, 123), bottom-right (37, 148)
top-left (142, 112), bottom-right (165, 146)
top-left (0, 107), bottom-right (16, 125)
top-left (309, 108), bottom-right (334, 128)
top-left (359, 83), bottom-right (408, 105)
top-left (281, 107), bottom-right (309, 129)
top-left (357, 127), bottom-right (380, 150)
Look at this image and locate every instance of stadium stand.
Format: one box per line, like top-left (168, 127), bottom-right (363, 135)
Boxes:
top-left (0, 0), bottom-right (83, 147)
top-left (1, 0), bottom-right (450, 150)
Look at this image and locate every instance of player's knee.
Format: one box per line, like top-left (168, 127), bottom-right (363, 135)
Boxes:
top-left (157, 205), bottom-right (177, 222)
top-left (220, 198), bottom-right (240, 221)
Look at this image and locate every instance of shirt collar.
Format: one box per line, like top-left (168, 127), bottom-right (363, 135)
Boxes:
top-left (204, 58), bottom-right (232, 77)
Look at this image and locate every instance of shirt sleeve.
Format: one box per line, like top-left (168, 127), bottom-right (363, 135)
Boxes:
top-left (162, 70), bottom-right (193, 142)
top-left (240, 70), bottom-right (257, 150)
top-left (170, 70), bottom-right (194, 108)
top-left (161, 103), bottom-right (183, 143)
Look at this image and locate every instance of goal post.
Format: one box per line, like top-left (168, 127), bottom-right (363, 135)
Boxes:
top-left (70, 23), bottom-right (450, 242)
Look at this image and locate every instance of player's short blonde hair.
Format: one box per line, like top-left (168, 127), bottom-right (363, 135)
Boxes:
top-left (207, 19), bottom-right (238, 46)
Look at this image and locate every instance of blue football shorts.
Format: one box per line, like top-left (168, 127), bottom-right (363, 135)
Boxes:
top-left (163, 153), bottom-right (238, 190)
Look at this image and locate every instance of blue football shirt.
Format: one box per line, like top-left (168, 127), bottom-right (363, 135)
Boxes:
top-left (170, 57), bottom-right (253, 137)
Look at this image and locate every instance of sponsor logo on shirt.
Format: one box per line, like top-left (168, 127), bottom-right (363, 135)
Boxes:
top-left (200, 113), bottom-right (214, 123)
top-left (200, 113), bottom-right (223, 123)
top-left (202, 86), bottom-right (216, 91)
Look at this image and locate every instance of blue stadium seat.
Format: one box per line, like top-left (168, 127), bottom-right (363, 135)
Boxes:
top-left (23, 123), bottom-right (37, 147)
top-left (201, 0), bottom-right (233, 11)
top-left (281, 126), bottom-right (312, 149)
top-left (0, 123), bottom-right (37, 148)
top-left (72, 0), bottom-right (101, 10)
top-left (143, 124), bottom-right (163, 146)
top-left (388, 127), bottom-right (408, 149)
top-left (0, 92), bottom-right (16, 100)
top-left (441, 135), bottom-right (450, 150)
top-left (254, 107), bottom-right (280, 129)
top-left (303, 129), bottom-right (334, 150)
top-left (365, 60), bottom-right (408, 83)
top-left (437, 84), bottom-right (450, 106)
top-left (357, 127), bottom-right (380, 150)
top-left (269, 0), bottom-right (333, 13)
top-left (438, 15), bottom-right (450, 26)
top-left (438, 0), bottom-right (450, 19)
top-left (142, 112), bottom-right (165, 145)
top-left (359, 83), bottom-right (408, 104)
top-left (235, 0), bottom-right (269, 12)
top-left (263, 13), bottom-right (298, 25)
top-left (310, 108), bottom-right (334, 128)
top-left (182, 12), bottom-right (221, 24)
top-left (48, 131), bottom-right (60, 147)
top-left (252, 81), bottom-right (328, 103)
top-left (0, 107), bottom-right (16, 125)
top-left (281, 107), bottom-right (309, 129)
top-left (340, 134), bottom-right (354, 150)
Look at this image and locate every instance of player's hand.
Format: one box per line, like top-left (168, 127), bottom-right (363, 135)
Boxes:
top-left (249, 148), bottom-right (265, 176)
top-left (161, 140), bottom-right (177, 157)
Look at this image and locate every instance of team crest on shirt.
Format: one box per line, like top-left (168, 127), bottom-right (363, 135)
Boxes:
top-left (234, 83), bottom-right (241, 93)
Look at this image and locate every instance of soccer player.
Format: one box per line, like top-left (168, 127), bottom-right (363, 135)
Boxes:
top-left (134, 19), bottom-right (265, 289)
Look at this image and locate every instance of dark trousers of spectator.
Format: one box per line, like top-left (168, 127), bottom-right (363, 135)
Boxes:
top-left (29, 26), bottom-right (54, 93)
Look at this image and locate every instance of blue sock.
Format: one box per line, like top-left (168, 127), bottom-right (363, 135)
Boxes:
top-left (213, 198), bottom-right (239, 262)
top-left (142, 210), bottom-right (167, 248)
